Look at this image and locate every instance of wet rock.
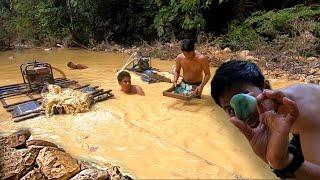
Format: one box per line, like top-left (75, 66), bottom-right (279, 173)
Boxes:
top-left (305, 75), bottom-right (320, 84)
top-left (108, 166), bottom-right (132, 180)
top-left (223, 47), bottom-right (232, 53)
top-left (20, 168), bottom-right (46, 180)
top-left (306, 57), bottom-right (318, 61)
top-left (0, 129), bottom-right (31, 149)
top-left (79, 160), bottom-right (96, 170)
top-left (70, 169), bottom-right (110, 180)
top-left (36, 147), bottom-right (80, 180)
top-left (0, 147), bottom-right (27, 179)
top-left (22, 146), bottom-right (43, 168)
top-left (236, 50), bottom-right (250, 60)
top-left (26, 139), bottom-right (58, 148)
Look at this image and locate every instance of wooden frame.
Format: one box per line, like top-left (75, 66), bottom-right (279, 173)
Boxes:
top-left (0, 78), bottom-right (114, 122)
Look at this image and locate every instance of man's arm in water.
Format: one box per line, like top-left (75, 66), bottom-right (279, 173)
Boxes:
top-left (195, 56), bottom-right (210, 95)
top-left (200, 56), bottom-right (210, 88)
top-left (173, 55), bottom-right (182, 87)
top-left (135, 85), bottom-right (145, 96)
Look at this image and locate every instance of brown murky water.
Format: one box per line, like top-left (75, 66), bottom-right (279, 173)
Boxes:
top-left (0, 49), bottom-right (297, 179)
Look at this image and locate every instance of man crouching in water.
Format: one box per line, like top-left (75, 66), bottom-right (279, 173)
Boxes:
top-left (173, 39), bottom-right (211, 98)
top-left (67, 61), bottom-right (88, 69)
top-left (211, 60), bottom-right (320, 179)
top-left (117, 71), bottom-right (145, 96)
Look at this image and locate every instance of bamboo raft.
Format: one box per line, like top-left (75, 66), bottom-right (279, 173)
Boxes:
top-left (0, 78), bottom-right (114, 122)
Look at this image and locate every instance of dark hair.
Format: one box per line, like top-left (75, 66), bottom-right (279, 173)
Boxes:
top-left (181, 39), bottom-right (195, 52)
top-left (211, 60), bottom-right (265, 106)
top-left (117, 71), bottom-right (131, 82)
top-left (67, 61), bottom-right (72, 66)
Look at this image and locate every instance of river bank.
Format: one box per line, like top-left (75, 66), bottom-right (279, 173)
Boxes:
top-left (6, 42), bottom-right (320, 84)
top-left (0, 129), bottom-right (133, 179)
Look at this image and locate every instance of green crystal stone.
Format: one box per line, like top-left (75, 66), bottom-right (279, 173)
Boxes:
top-left (230, 94), bottom-right (257, 121)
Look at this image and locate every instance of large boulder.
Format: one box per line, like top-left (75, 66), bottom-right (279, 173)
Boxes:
top-left (36, 147), bottom-right (80, 180)
top-left (0, 147), bottom-right (27, 179)
top-left (26, 140), bottom-right (58, 148)
top-left (21, 146), bottom-right (43, 168)
top-left (0, 129), bottom-right (31, 149)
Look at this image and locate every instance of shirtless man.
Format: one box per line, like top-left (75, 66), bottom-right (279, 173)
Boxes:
top-left (117, 71), bottom-right (145, 96)
top-left (211, 60), bottom-right (320, 179)
top-left (173, 39), bottom-right (211, 97)
top-left (67, 61), bottom-right (88, 69)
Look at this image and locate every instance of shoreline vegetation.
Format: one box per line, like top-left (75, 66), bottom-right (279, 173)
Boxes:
top-left (1, 3), bottom-right (319, 84)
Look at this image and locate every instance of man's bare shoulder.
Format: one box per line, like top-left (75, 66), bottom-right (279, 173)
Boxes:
top-left (280, 83), bottom-right (320, 101)
top-left (176, 53), bottom-right (185, 61)
top-left (195, 52), bottom-right (209, 62)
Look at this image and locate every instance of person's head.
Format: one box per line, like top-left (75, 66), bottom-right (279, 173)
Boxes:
top-left (211, 60), bottom-right (271, 127)
top-left (67, 61), bottom-right (74, 68)
top-left (117, 71), bottom-right (132, 92)
top-left (181, 39), bottom-right (195, 59)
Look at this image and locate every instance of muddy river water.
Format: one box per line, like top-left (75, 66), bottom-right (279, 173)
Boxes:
top-left (0, 49), bottom-right (297, 179)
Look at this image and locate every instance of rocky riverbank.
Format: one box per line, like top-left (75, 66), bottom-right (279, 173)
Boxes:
top-left (0, 129), bottom-right (133, 180)
top-left (6, 42), bottom-right (320, 84)
top-left (103, 42), bottom-right (320, 84)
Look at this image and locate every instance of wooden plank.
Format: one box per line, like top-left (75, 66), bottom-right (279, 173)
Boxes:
top-left (0, 98), bottom-right (7, 106)
top-left (26, 94), bottom-right (34, 99)
top-left (89, 89), bottom-right (104, 96)
top-left (4, 97), bottom-right (42, 108)
top-left (73, 84), bottom-right (90, 90)
top-left (13, 113), bottom-right (42, 122)
top-left (12, 109), bottom-right (43, 118)
top-left (0, 90), bottom-right (30, 99)
top-left (0, 82), bottom-right (26, 90)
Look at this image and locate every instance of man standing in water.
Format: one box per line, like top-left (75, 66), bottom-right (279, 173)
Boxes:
top-left (173, 39), bottom-right (211, 97)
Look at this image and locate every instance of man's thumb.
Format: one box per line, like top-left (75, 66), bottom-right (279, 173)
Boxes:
top-left (231, 117), bottom-right (254, 141)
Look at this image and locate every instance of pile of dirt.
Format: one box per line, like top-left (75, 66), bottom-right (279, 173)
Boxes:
top-left (0, 129), bottom-right (133, 180)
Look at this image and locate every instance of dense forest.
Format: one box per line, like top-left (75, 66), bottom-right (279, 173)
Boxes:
top-left (0, 0), bottom-right (319, 51)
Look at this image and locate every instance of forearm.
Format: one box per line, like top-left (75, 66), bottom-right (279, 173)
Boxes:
top-left (200, 74), bottom-right (210, 88)
top-left (295, 161), bottom-right (320, 179)
top-left (174, 71), bottom-right (180, 83)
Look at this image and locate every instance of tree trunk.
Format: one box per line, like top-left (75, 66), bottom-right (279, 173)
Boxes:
top-left (66, 0), bottom-right (77, 42)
